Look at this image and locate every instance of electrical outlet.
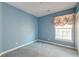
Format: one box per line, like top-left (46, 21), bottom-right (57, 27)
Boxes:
top-left (48, 38), bottom-right (50, 40)
top-left (16, 42), bottom-right (18, 44)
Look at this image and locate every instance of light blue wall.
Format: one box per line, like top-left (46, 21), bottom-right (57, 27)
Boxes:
top-left (76, 3), bottom-right (79, 52)
top-left (0, 3), bottom-right (3, 53)
top-left (38, 8), bottom-right (76, 47)
top-left (0, 2), bottom-right (77, 53)
top-left (76, 3), bottom-right (79, 12)
top-left (1, 3), bottom-right (38, 52)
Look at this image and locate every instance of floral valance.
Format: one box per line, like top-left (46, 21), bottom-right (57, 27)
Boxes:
top-left (54, 13), bottom-right (75, 26)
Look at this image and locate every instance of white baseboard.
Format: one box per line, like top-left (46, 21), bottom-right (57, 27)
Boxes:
top-left (0, 39), bottom-right (76, 56)
top-left (0, 40), bottom-right (36, 56)
top-left (38, 39), bottom-right (75, 49)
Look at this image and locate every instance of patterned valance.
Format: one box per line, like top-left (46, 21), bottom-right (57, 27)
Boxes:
top-left (54, 13), bottom-right (75, 26)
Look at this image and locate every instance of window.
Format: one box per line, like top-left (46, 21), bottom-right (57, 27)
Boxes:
top-left (55, 24), bottom-right (73, 42)
top-left (54, 13), bottom-right (75, 42)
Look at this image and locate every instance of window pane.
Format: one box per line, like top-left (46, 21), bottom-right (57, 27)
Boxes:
top-left (55, 25), bottom-right (73, 42)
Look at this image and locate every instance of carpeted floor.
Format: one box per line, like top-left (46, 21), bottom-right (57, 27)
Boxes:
top-left (1, 41), bottom-right (79, 57)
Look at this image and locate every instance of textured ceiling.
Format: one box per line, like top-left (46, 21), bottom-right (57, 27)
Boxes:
top-left (7, 2), bottom-right (77, 17)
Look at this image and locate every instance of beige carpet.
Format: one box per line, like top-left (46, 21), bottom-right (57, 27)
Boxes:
top-left (1, 41), bottom-right (79, 57)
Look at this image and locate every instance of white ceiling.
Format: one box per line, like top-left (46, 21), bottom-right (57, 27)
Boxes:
top-left (7, 2), bottom-right (77, 17)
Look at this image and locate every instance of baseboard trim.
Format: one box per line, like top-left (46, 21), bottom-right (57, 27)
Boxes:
top-left (0, 40), bottom-right (36, 56)
top-left (38, 39), bottom-right (75, 49)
